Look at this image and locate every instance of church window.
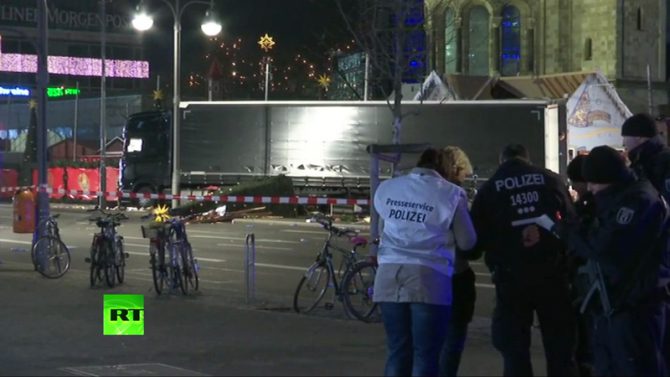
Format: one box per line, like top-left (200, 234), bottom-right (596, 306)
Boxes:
top-left (468, 6), bottom-right (490, 75)
top-left (500, 5), bottom-right (521, 76)
top-left (584, 38), bottom-right (592, 61)
top-left (445, 8), bottom-right (458, 74)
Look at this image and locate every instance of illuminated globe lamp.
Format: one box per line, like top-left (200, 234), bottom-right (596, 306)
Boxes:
top-left (131, 6), bottom-right (153, 32)
top-left (201, 9), bottom-right (222, 37)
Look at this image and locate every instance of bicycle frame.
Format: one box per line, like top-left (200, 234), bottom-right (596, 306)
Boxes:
top-left (315, 230), bottom-right (364, 297)
top-left (35, 216), bottom-right (59, 239)
top-left (146, 217), bottom-right (193, 294)
top-left (31, 214), bottom-right (71, 279)
top-left (90, 214), bottom-right (125, 264)
top-left (92, 222), bottom-right (117, 249)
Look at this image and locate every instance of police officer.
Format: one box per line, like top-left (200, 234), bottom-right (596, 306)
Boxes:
top-left (566, 145), bottom-right (668, 376)
top-left (470, 144), bottom-right (577, 376)
top-left (621, 113), bottom-right (670, 370)
top-left (565, 155), bottom-right (596, 377)
top-left (622, 113), bottom-right (670, 200)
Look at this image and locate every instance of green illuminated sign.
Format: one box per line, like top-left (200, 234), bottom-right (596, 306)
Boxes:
top-left (47, 87), bottom-right (80, 98)
top-left (103, 294), bottom-right (144, 336)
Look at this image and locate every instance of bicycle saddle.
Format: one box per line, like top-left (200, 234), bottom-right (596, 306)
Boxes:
top-left (349, 236), bottom-right (368, 247)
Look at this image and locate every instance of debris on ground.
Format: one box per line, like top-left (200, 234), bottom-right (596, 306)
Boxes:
top-left (186, 206), bottom-right (270, 224)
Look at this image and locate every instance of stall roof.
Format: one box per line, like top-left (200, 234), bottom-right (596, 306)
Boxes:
top-left (497, 71), bottom-right (592, 99)
top-left (444, 74), bottom-right (497, 100)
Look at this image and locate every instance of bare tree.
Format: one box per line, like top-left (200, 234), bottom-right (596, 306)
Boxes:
top-left (336, 0), bottom-right (452, 173)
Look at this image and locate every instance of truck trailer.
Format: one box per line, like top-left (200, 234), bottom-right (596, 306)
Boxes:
top-left (119, 100), bottom-right (567, 201)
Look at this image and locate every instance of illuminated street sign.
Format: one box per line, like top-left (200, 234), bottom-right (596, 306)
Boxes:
top-left (0, 86), bottom-right (30, 96)
top-left (0, 86), bottom-right (82, 97)
top-left (47, 87), bottom-right (81, 98)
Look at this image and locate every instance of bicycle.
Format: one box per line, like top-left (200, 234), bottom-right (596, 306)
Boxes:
top-left (31, 213), bottom-right (71, 279)
top-left (293, 214), bottom-right (379, 322)
top-left (85, 209), bottom-right (129, 288)
top-left (141, 210), bottom-right (199, 295)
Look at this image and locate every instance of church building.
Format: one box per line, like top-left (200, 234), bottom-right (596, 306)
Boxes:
top-left (423, 0), bottom-right (668, 113)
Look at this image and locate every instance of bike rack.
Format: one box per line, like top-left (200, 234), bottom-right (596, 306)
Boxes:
top-left (244, 233), bottom-right (256, 303)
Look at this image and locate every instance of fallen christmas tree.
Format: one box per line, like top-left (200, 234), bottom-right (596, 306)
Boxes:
top-left (171, 175), bottom-right (303, 222)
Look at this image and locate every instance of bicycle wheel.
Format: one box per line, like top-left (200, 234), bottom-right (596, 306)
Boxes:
top-left (32, 236), bottom-right (71, 279)
top-left (171, 264), bottom-right (183, 294)
top-left (150, 242), bottom-right (166, 295)
top-left (293, 262), bottom-right (331, 314)
top-left (181, 242), bottom-right (199, 293)
top-left (176, 242), bottom-right (188, 295)
top-left (167, 242), bottom-right (184, 294)
top-left (31, 236), bottom-right (38, 271)
top-left (115, 238), bottom-right (125, 284)
top-left (102, 241), bottom-right (116, 288)
top-left (341, 261), bottom-right (379, 322)
top-left (90, 244), bottom-right (103, 287)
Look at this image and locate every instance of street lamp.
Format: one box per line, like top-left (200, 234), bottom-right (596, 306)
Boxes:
top-left (201, 9), bottom-right (222, 36)
top-left (132, 0), bottom-right (221, 208)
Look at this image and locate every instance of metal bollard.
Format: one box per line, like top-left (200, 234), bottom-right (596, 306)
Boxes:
top-left (244, 233), bottom-right (256, 304)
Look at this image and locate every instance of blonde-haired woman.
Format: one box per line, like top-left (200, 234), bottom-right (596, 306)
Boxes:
top-left (373, 148), bottom-right (477, 376)
top-left (438, 146), bottom-right (478, 377)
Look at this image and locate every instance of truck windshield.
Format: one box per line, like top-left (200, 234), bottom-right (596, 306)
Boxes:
top-left (125, 113), bottom-right (168, 133)
top-left (123, 113), bottom-right (169, 158)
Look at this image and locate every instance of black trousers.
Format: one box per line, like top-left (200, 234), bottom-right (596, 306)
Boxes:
top-left (492, 276), bottom-right (577, 376)
top-left (439, 268), bottom-right (476, 377)
top-left (591, 299), bottom-right (666, 376)
top-left (574, 309), bottom-right (594, 376)
top-left (666, 301), bottom-right (670, 376)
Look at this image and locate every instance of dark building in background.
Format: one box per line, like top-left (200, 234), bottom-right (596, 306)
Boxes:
top-left (400, 0), bottom-right (427, 83)
top-left (329, 51), bottom-right (366, 100)
top-left (0, 0), bottom-right (150, 149)
top-left (357, 0), bottom-right (427, 98)
top-left (0, 0), bottom-right (148, 93)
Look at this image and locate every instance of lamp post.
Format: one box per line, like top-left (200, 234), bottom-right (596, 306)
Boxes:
top-left (132, 0), bottom-right (221, 208)
top-left (36, 0), bottom-right (49, 244)
top-left (99, 0), bottom-right (107, 209)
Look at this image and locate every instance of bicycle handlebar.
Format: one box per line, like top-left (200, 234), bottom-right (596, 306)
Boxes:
top-left (309, 213), bottom-right (359, 238)
top-left (88, 210), bottom-right (129, 225)
top-left (86, 208), bottom-right (128, 218)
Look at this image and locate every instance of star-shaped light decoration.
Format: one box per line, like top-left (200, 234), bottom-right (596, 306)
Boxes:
top-left (152, 204), bottom-right (171, 223)
top-left (29, 99), bottom-right (37, 109)
top-left (258, 33), bottom-right (276, 52)
top-left (152, 89), bottom-right (164, 101)
top-left (317, 74), bottom-right (331, 90)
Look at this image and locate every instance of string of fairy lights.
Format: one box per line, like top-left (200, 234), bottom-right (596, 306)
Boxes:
top-left (184, 33), bottom-right (357, 99)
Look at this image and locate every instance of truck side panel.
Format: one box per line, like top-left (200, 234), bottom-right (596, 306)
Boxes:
top-left (397, 103), bottom-right (549, 177)
top-left (179, 101), bottom-right (560, 184)
top-left (180, 106), bottom-right (268, 175)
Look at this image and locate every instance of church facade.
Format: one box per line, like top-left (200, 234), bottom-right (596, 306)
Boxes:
top-left (423, 0), bottom-right (668, 113)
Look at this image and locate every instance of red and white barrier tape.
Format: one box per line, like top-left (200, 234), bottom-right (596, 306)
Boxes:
top-left (0, 186), bottom-right (370, 206)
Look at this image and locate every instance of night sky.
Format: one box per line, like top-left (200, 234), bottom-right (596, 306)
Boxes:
top-left (143, 0), bottom-right (355, 97)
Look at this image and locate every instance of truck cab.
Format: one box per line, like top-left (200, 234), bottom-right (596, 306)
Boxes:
top-left (119, 110), bottom-right (171, 200)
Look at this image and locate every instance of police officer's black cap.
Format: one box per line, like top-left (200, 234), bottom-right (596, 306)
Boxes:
top-left (582, 146), bottom-right (628, 184)
top-left (621, 113), bottom-right (657, 138)
top-left (567, 155), bottom-right (587, 183)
